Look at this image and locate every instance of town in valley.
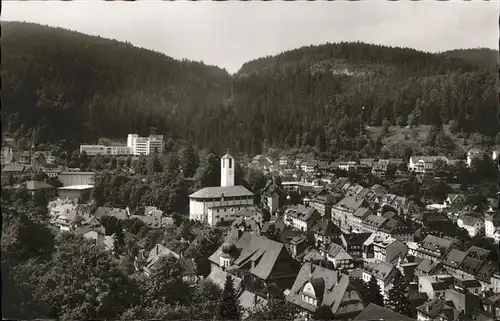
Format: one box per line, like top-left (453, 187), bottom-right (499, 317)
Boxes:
top-left (1, 2), bottom-right (499, 321)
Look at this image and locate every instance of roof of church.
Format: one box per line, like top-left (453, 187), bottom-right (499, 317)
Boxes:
top-left (222, 149), bottom-right (234, 159)
top-left (189, 185), bottom-right (254, 199)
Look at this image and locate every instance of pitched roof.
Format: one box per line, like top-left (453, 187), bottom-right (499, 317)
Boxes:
top-left (353, 303), bottom-right (416, 321)
top-left (285, 205), bottom-right (319, 222)
top-left (419, 235), bottom-right (456, 255)
top-left (287, 263), bottom-right (362, 315)
top-left (362, 214), bottom-right (387, 228)
top-left (208, 231), bottom-right (287, 281)
top-left (335, 196), bottom-right (366, 212)
top-left (311, 219), bottom-right (341, 236)
top-left (416, 299), bottom-right (458, 319)
top-left (207, 268), bottom-right (242, 290)
top-left (416, 258), bottom-right (441, 274)
top-left (189, 185), bottom-right (254, 198)
top-left (444, 249), bottom-right (467, 268)
top-left (362, 261), bottom-right (396, 282)
top-left (327, 243), bottom-right (353, 261)
top-left (94, 207), bottom-right (129, 220)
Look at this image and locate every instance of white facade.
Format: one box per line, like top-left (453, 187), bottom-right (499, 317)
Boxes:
top-left (189, 152), bottom-right (254, 226)
top-left (221, 152), bottom-right (235, 187)
top-left (485, 213), bottom-right (500, 243)
top-left (127, 134), bottom-right (164, 155)
top-left (457, 217), bottom-right (484, 238)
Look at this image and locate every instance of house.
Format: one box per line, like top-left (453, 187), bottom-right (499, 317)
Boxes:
top-left (445, 194), bottom-right (466, 210)
top-left (310, 189), bottom-right (338, 218)
top-left (349, 207), bottom-right (372, 232)
top-left (340, 233), bottom-right (371, 263)
top-left (286, 263), bottom-right (365, 320)
top-left (361, 214), bottom-right (387, 233)
top-left (418, 275), bottom-right (454, 300)
top-left (261, 179), bottom-right (285, 214)
top-left (408, 156), bottom-right (449, 175)
top-left (467, 147), bottom-right (483, 167)
top-left (231, 217), bottom-right (262, 236)
top-left (416, 298), bottom-right (460, 321)
top-left (75, 226), bottom-right (106, 247)
top-left (2, 163), bottom-right (31, 178)
top-left (442, 249), bottom-right (467, 275)
top-left (144, 244), bottom-right (199, 284)
top-left (457, 215), bottom-right (484, 238)
top-left (332, 196), bottom-right (368, 226)
top-left (311, 219), bottom-right (342, 248)
top-left (372, 236), bottom-right (408, 265)
top-left (322, 243), bottom-right (353, 269)
top-left (353, 303), bottom-right (417, 321)
top-left (484, 210), bottom-right (500, 243)
top-left (279, 156), bottom-right (293, 167)
top-left (208, 230), bottom-right (300, 291)
top-left (1, 142), bottom-right (15, 165)
top-left (288, 235), bottom-right (308, 258)
top-left (22, 180), bottom-right (56, 200)
top-left (415, 258), bottom-right (443, 277)
top-left (414, 235), bottom-right (458, 261)
top-left (483, 294), bottom-right (500, 320)
top-left (371, 161), bottom-right (389, 178)
top-left (252, 155), bottom-right (273, 169)
top-left (283, 204), bottom-right (321, 232)
top-left (361, 261), bottom-right (398, 299)
top-left (338, 161), bottom-right (357, 172)
top-left (300, 161), bottom-right (316, 173)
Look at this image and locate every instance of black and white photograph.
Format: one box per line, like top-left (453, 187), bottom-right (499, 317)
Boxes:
top-left (1, 1), bottom-right (499, 320)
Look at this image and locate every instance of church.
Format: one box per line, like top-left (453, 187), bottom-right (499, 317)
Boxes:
top-left (189, 150), bottom-right (255, 226)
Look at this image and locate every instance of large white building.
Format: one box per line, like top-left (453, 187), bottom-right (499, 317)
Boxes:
top-left (127, 134), bottom-right (164, 155)
top-left (188, 151), bottom-right (255, 226)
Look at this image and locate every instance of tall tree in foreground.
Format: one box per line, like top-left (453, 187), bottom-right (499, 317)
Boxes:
top-left (246, 296), bottom-right (300, 321)
top-left (385, 272), bottom-right (410, 317)
top-left (366, 275), bottom-right (384, 307)
top-left (217, 274), bottom-right (241, 321)
top-left (311, 304), bottom-right (335, 321)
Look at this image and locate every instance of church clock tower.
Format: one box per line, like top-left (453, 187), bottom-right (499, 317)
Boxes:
top-left (221, 149), bottom-right (235, 187)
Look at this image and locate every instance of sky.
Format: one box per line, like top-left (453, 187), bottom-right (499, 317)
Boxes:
top-left (2, 0), bottom-right (499, 74)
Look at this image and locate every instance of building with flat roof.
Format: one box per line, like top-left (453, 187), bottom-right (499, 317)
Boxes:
top-left (127, 134), bottom-right (164, 155)
top-left (58, 185), bottom-right (94, 203)
top-left (80, 145), bottom-right (131, 156)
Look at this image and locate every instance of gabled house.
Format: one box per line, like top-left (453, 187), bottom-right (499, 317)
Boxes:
top-left (144, 244), bottom-right (199, 284)
top-left (340, 233), bottom-right (371, 263)
top-left (261, 179), bottom-right (285, 214)
top-left (21, 180), bottom-right (56, 201)
top-left (321, 243), bottom-right (353, 270)
top-left (310, 189), bottom-right (338, 218)
top-left (416, 298), bottom-right (460, 321)
top-left (284, 204), bottom-right (321, 232)
top-left (311, 219), bottom-right (342, 248)
top-left (75, 226), bottom-right (105, 247)
top-left (286, 263), bottom-right (365, 320)
top-left (414, 235), bottom-right (458, 261)
top-left (208, 230), bottom-right (300, 291)
top-left (332, 196), bottom-right (368, 226)
top-left (288, 235), bottom-right (308, 258)
top-left (445, 194), bottom-right (466, 210)
top-left (442, 249), bottom-right (467, 275)
top-left (361, 261), bottom-right (398, 299)
top-left (408, 156), bottom-right (449, 175)
top-left (457, 215), bottom-right (484, 238)
top-left (415, 258), bottom-right (443, 277)
top-left (418, 275), bottom-right (454, 300)
top-left (372, 236), bottom-right (408, 265)
top-left (347, 207), bottom-right (372, 232)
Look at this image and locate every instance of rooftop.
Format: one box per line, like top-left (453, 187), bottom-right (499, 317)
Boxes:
top-left (57, 184), bottom-right (94, 190)
top-left (189, 185), bottom-right (254, 199)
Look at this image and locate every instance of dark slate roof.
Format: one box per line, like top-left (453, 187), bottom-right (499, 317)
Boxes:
top-left (353, 303), bottom-right (416, 321)
top-left (285, 204), bottom-right (319, 222)
top-left (419, 235), bottom-right (456, 255)
top-left (189, 185), bottom-right (254, 198)
top-left (362, 261), bottom-right (396, 282)
top-left (416, 258), bottom-right (441, 274)
top-left (208, 231), bottom-right (287, 281)
top-left (444, 249), bottom-right (467, 268)
top-left (287, 263), bottom-right (362, 315)
top-left (312, 219), bottom-right (341, 236)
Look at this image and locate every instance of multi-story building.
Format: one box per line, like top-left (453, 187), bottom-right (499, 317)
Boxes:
top-left (127, 134), bottom-right (164, 155)
top-left (80, 144), bottom-right (131, 156)
top-left (485, 210), bottom-right (500, 243)
top-left (284, 204), bottom-right (321, 232)
top-left (408, 156), bottom-right (449, 175)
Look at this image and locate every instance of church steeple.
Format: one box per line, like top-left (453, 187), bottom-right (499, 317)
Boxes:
top-left (221, 149), bottom-right (235, 187)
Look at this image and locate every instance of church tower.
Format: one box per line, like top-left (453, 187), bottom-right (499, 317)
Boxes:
top-left (221, 149), bottom-right (235, 187)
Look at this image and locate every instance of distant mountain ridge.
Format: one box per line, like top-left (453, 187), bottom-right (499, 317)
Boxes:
top-left (2, 22), bottom-right (497, 155)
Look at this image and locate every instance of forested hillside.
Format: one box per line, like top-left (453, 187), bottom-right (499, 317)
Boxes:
top-left (2, 22), bottom-right (498, 156)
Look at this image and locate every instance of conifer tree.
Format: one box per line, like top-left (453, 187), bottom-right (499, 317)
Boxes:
top-left (366, 275), bottom-right (384, 307)
top-left (217, 274), bottom-right (241, 321)
top-left (386, 272), bottom-right (410, 316)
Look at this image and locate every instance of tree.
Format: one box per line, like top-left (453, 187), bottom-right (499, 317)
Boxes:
top-left (314, 132), bottom-right (327, 155)
top-left (382, 119), bottom-right (391, 135)
top-left (178, 145), bottom-right (199, 178)
top-left (366, 275), bottom-right (384, 307)
top-left (246, 297), bottom-right (300, 321)
top-left (385, 272), bottom-right (411, 317)
top-left (114, 224), bottom-right (126, 254)
top-left (217, 274), bottom-right (241, 321)
top-left (146, 152), bottom-right (163, 175)
top-left (194, 153), bottom-right (220, 188)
